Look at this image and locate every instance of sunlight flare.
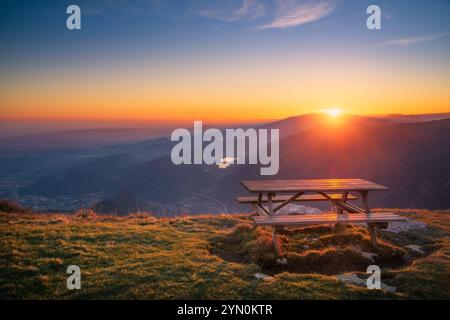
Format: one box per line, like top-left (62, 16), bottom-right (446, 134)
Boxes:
top-left (322, 108), bottom-right (343, 117)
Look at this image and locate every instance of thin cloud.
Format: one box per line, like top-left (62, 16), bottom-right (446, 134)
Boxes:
top-left (365, 33), bottom-right (448, 49)
top-left (197, 0), bottom-right (265, 22)
top-left (80, 0), bottom-right (147, 16)
top-left (233, 0), bottom-right (266, 20)
top-left (257, 0), bottom-right (337, 30)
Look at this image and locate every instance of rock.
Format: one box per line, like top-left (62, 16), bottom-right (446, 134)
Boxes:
top-left (380, 283), bottom-right (397, 293)
top-left (405, 244), bottom-right (425, 254)
top-left (264, 204), bottom-right (322, 216)
top-left (275, 258), bottom-right (288, 265)
top-left (360, 251), bottom-right (378, 262)
top-left (254, 273), bottom-right (274, 281)
top-left (336, 273), bottom-right (397, 293)
top-left (385, 219), bottom-right (427, 234)
top-left (336, 274), bottom-right (365, 286)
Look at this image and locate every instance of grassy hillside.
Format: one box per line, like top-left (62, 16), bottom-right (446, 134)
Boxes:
top-left (0, 209), bottom-right (449, 299)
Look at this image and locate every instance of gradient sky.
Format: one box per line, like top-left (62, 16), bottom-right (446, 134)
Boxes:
top-left (0, 0), bottom-right (449, 124)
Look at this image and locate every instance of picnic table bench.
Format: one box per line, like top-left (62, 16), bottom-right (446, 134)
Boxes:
top-left (237, 179), bottom-right (406, 260)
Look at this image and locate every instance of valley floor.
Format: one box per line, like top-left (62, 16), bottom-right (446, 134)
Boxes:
top-left (0, 209), bottom-right (449, 299)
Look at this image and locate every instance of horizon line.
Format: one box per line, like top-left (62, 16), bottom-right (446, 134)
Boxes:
top-left (1, 111), bottom-right (450, 124)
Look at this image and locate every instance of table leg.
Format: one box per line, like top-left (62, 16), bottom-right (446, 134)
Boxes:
top-left (271, 227), bottom-right (283, 257)
top-left (267, 193), bottom-right (284, 259)
top-left (360, 191), bottom-right (370, 214)
top-left (360, 191), bottom-right (378, 247)
top-left (368, 224), bottom-right (378, 247)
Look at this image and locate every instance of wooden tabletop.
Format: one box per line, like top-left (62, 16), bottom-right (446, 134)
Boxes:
top-left (241, 179), bottom-right (388, 193)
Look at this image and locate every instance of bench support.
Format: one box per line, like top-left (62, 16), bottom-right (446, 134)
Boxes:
top-left (272, 192), bottom-right (304, 213)
top-left (266, 193), bottom-right (285, 257)
top-left (337, 191), bottom-right (349, 214)
top-left (253, 203), bottom-right (269, 216)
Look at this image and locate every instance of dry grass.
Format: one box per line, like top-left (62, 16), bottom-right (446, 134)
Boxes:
top-left (0, 209), bottom-right (448, 299)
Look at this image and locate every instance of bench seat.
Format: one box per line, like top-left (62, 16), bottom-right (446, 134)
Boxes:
top-left (253, 212), bottom-right (406, 226)
top-left (237, 193), bottom-right (357, 204)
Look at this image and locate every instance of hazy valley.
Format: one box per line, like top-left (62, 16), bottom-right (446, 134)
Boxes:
top-left (1, 113), bottom-right (449, 215)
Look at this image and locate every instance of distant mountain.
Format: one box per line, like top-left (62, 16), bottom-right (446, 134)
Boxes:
top-left (22, 154), bottom-right (141, 196)
top-left (99, 137), bottom-right (173, 160)
top-left (0, 128), bottom-right (169, 151)
top-left (3, 113), bottom-right (447, 151)
top-left (221, 117), bottom-right (450, 210)
top-left (259, 113), bottom-right (390, 138)
top-left (292, 119), bottom-right (450, 208)
top-left (375, 113), bottom-right (450, 124)
top-left (92, 191), bottom-right (166, 215)
top-left (104, 117), bottom-right (450, 213)
top-left (113, 155), bottom-right (235, 214)
top-left (18, 138), bottom-right (174, 197)
top-left (17, 114), bottom-right (450, 214)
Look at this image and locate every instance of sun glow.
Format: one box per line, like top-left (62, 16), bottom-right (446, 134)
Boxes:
top-left (322, 108), bottom-right (343, 117)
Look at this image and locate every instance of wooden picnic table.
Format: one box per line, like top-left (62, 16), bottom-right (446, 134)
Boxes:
top-left (238, 179), bottom-right (404, 261)
top-left (241, 178), bottom-right (387, 216)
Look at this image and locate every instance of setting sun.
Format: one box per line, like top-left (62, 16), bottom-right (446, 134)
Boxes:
top-left (322, 108), bottom-right (343, 117)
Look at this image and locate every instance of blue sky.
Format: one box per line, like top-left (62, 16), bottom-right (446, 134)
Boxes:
top-left (1, 0), bottom-right (449, 70)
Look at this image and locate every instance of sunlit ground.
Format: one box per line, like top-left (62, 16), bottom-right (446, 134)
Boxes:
top-left (1, 209), bottom-right (449, 299)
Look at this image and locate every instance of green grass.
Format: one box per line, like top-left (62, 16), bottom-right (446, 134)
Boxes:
top-left (0, 209), bottom-right (449, 299)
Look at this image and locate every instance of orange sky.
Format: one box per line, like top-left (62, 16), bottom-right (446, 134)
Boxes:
top-left (1, 1), bottom-right (449, 123)
top-left (1, 47), bottom-right (449, 123)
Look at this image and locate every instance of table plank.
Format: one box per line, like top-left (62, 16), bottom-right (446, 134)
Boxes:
top-left (236, 193), bottom-right (358, 203)
top-left (241, 179), bottom-right (388, 193)
top-left (253, 212), bottom-right (406, 226)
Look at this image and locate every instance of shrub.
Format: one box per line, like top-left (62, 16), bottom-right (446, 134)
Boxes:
top-left (127, 212), bottom-right (155, 219)
top-left (285, 248), bottom-right (369, 274)
top-left (73, 208), bottom-right (97, 219)
top-left (0, 199), bottom-right (31, 213)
